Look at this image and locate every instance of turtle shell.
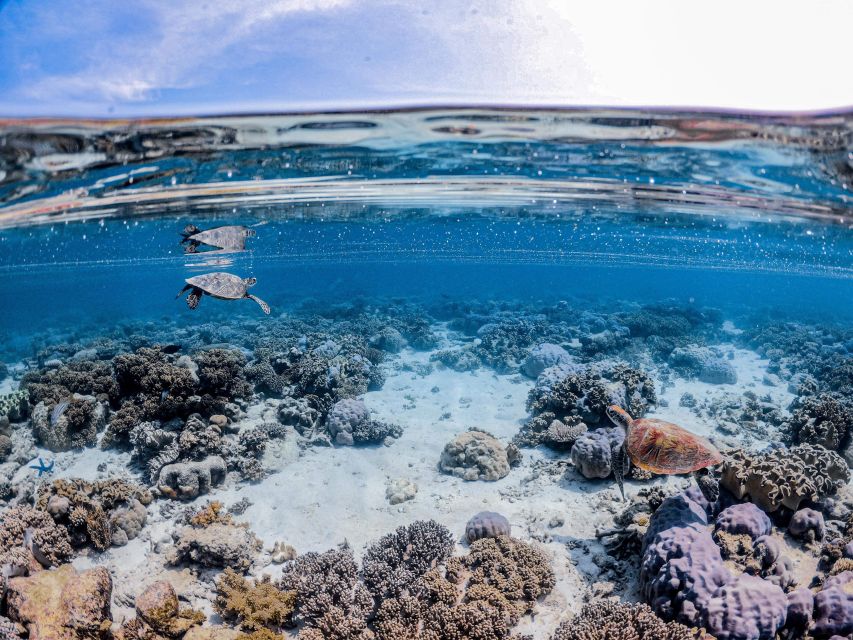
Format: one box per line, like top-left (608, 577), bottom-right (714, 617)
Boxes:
top-left (189, 226), bottom-right (250, 250)
top-left (185, 272), bottom-right (246, 299)
top-left (625, 418), bottom-right (722, 475)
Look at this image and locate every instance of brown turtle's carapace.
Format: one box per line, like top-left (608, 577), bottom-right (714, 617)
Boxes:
top-left (607, 405), bottom-right (722, 475)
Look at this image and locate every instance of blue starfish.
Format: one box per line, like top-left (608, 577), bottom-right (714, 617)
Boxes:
top-left (29, 458), bottom-right (54, 477)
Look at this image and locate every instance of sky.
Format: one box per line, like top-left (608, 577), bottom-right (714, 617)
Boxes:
top-left (0, 0), bottom-right (851, 117)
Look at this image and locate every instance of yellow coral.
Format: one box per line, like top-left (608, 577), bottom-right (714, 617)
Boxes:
top-left (190, 501), bottom-right (232, 528)
top-left (215, 568), bottom-right (296, 632)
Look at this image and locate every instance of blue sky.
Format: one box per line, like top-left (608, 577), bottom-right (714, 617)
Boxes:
top-left (1, 0), bottom-right (851, 117)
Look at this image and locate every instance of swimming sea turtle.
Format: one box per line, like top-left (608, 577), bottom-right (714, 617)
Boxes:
top-left (180, 224), bottom-right (255, 253)
top-left (606, 405), bottom-right (723, 501)
top-left (176, 272), bottom-right (270, 314)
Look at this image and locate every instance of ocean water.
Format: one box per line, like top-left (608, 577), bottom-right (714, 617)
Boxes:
top-left (0, 109), bottom-right (852, 639)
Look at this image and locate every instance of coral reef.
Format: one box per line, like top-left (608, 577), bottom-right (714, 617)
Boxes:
top-left (35, 477), bottom-right (152, 550)
top-left (326, 398), bottom-right (401, 446)
top-left (569, 427), bottom-right (624, 479)
top-left (362, 520), bottom-right (455, 599)
top-left (465, 511), bottom-right (511, 543)
top-left (439, 429), bottom-right (510, 481)
top-left (278, 547), bottom-right (373, 640)
top-left (0, 505), bottom-right (73, 566)
top-left (519, 362), bottom-right (656, 447)
top-left (117, 580), bottom-right (205, 639)
top-left (6, 564), bottom-right (112, 640)
top-left (168, 513), bottom-right (261, 571)
top-left (550, 600), bottom-right (696, 640)
top-left (30, 394), bottom-right (106, 452)
top-left (157, 456), bottom-right (227, 500)
top-left (720, 444), bottom-right (849, 512)
top-left (0, 391), bottom-right (28, 423)
top-left (788, 507), bottom-right (826, 542)
top-left (787, 393), bottom-right (853, 452)
top-left (215, 568), bottom-right (296, 632)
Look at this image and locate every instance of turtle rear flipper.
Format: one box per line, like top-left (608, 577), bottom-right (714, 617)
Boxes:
top-left (187, 289), bottom-right (202, 310)
top-left (247, 294), bottom-right (270, 315)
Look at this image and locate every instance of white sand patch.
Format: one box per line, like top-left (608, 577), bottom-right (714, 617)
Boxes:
top-left (652, 344), bottom-right (794, 447)
top-left (206, 346), bottom-right (616, 636)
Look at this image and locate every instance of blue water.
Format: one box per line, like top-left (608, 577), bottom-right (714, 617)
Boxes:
top-left (0, 108), bottom-right (852, 639)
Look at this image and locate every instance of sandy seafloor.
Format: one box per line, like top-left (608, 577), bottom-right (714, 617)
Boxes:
top-left (2, 320), bottom-right (832, 638)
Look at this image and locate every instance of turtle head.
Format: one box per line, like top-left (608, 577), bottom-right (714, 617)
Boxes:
top-left (182, 224), bottom-right (199, 236)
top-left (606, 405), bottom-right (633, 431)
top-left (244, 277), bottom-right (257, 288)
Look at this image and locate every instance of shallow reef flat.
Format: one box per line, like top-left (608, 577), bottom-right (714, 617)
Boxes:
top-left (0, 297), bottom-right (852, 640)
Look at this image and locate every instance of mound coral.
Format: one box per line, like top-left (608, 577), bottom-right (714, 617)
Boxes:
top-left (326, 398), bottom-right (402, 446)
top-left (550, 600), bottom-right (696, 640)
top-left (465, 512), bottom-right (511, 543)
top-left (570, 427), bottom-right (625, 479)
top-left (439, 429), bottom-right (510, 481)
top-left (117, 580), bottom-right (204, 639)
top-left (157, 455), bottom-right (227, 500)
top-left (720, 444), bottom-right (849, 512)
top-left (5, 564), bottom-right (112, 640)
top-left (167, 515), bottom-right (261, 572)
top-left (641, 492), bottom-right (788, 639)
top-left (215, 568), bottom-right (296, 632)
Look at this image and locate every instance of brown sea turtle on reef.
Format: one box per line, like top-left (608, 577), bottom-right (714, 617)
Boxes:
top-left (606, 405), bottom-right (723, 501)
top-left (180, 224), bottom-right (255, 253)
top-left (176, 272), bottom-right (270, 314)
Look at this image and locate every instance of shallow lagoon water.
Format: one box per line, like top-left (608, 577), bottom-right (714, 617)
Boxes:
top-left (0, 109), bottom-right (852, 640)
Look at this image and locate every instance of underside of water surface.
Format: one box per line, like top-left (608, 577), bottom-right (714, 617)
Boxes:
top-left (0, 108), bottom-right (852, 640)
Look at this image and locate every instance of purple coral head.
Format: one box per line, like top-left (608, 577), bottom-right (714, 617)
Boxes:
top-left (715, 502), bottom-right (771, 539)
top-left (813, 570), bottom-right (853, 637)
top-left (788, 507), bottom-right (825, 542)
top-left (784, 588), bottom-right (814, 631)
top-left (465, 511), bottom-right (511, 543)
top-left (701, 574), bottom-right (787, 640)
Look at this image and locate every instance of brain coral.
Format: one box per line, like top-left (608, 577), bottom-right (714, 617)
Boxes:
top-left (720, 444), bottom-right (849, 512)
top-left (439, 429), bottom-right (510, 481)
top-left (465, 512), bottom-right (511, 543)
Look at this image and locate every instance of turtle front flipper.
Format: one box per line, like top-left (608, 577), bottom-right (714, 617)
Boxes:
top-left (247, 294), bottom-right (270, 315)
top-left (176, 284), bottom-right (193, 299)
top-left (187, 288), bottom-right (202, 310)
top-left (611, 442), bottom-right (630, 501)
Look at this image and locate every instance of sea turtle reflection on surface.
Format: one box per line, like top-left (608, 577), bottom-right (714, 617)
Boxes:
top-left (176, 272), bottom-right (270, 314)
top-left (606, 405), bottom-right (723, 501)
top-left (180, 224), bottom-right (256, 253)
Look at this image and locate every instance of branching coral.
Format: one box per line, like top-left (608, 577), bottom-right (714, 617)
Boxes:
top-left (215, 568), bottom-right (296, 632)
top-left (362, 520), bottom-right (455, 600)
top-left (278, 548), bottom-right (374, 640)
top-left (787, 393), bottom-right (853, 452)
top-left (0, 505), bottom-right (72, 566)
top-left (550, 600), bottom-right (696, 640)
top-left (35, 477), bottom-right (152, 551)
